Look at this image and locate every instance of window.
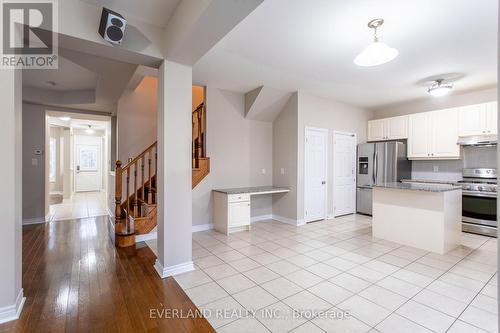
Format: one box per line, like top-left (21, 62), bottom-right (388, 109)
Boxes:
top-left (49, 137), bottom-right (56, 182)
top-left (79, 148), bottom-right (98, 171)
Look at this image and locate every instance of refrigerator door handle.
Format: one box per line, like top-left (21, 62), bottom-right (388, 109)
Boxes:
top-left (373, 150), bottom-right (377, 184)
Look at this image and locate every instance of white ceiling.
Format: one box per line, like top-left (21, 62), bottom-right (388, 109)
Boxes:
top-left (23, 56), bottom-right (98, 91)
top-left (193, 0), bottom-right (498, 109)
top-left (80, 0), bottom-right (181, 28)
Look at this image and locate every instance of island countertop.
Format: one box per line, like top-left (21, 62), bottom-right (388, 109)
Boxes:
top-left (373, 182), bottom-right (462, 193)
top-left (213, 186), bottom-right (290, 195)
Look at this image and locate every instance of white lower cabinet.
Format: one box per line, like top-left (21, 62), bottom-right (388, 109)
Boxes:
top-left (408, 108), bottom-right (460, 159)
top-left (213, 192), bottom-right (251, 234)
top-left (228, 201), bottom-right (251, 227)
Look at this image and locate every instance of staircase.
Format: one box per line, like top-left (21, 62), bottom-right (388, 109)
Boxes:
top-left (113, 142), bottom-right (158, 247)
top-left (112, 103), bottom-right (210, 247)
top-left (192, 103), bottom-right (210, 188)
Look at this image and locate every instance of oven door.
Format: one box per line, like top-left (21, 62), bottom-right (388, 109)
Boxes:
top-left (462, 192), bottom-right (497, 227)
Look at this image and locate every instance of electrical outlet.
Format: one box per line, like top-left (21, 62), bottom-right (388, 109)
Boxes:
top-left (280, 168), bottom-right (285, 175)
top-left (433, 165), bottom-right (439, 172)
top-left (261, 168), bottom-right (266, 175)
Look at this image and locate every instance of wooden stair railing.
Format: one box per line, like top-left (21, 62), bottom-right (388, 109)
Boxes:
top-left (114, 142), bottom-right (157, 247)
top-left (113, 102), bottom-right (209, 247)
top-left (192, 103), bottom-right (210, 188)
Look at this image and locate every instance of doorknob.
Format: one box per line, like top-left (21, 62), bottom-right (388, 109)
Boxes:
top-left (321, 181), bottom-right (326, 184)
top-left (76, 165), bottom-right (80, 172)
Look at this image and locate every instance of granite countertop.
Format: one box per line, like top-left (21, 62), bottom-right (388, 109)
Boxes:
top-left (373, 182), bottom-right (462, 192)
top-left (213, 186), bottom-right (290, 195)
top-left (401, 179), bottom-right (460, 185)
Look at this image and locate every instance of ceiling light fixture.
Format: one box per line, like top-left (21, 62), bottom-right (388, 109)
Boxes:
top-left (427, 79), bottom-right (453, 97)
top-left (85, 125), bottom-right (94, 134)
top-left (59, 116), bottom-right (71, 121)
top-left (354, 18), bottom-right (398, 67)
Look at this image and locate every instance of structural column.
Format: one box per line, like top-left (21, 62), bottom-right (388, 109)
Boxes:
top-left (0, 68), bottom-right (24, 323)
top-left (154, 60), bottom-right (194, 278)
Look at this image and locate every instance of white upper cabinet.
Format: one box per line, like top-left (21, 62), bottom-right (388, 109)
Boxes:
top-left (408, 112), bottom-right (430, 159)
top-left (458, 102), bottom-right (497, 136)
top-left (367, 116), bottom-right (408, 141)
top-left (367, 119), bottom-right (386, 141)
top-left (408, 108), bottom-right (460, 160)
top-left (486, 101), bottom-right (497, 135)
top-left (430, 108), bottom-right (460, 158)
top-left (387, 115), bottom-right (408, 139)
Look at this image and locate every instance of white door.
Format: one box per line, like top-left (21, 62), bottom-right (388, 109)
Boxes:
top-left (75, 135), bottom-right (102, 192)
top-left (430, 109), bottom-right (460, 158)
top-left (367, 119), bottom-right (386, 141)
top-left (304, 128), bottom-right (328, 223)
top-left (333, 132), bottom-right (356, 217)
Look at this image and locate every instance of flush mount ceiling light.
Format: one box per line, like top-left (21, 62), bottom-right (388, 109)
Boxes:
top-left (354, 18), bottom-right (398, 67)
top-left (427, 79), bottom-right (453, 97)
top-left (59, 116), bottom-right (71, 121)
top-left (85, 125), bottom-right (94, 134)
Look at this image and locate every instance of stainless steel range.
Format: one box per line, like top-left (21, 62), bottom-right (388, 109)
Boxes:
top-left (458, 168), bottom-right (497, 237)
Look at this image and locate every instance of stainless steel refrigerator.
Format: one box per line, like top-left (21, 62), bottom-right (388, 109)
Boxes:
top-left (356, 142), bottom-right (412, 215)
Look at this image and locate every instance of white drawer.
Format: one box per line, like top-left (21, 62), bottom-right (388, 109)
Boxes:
top-left (228, 194), bottom-right (250, 203)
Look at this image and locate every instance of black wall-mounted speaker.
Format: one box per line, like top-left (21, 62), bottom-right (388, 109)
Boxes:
top-left (98, 7), bottom-right (126, 45)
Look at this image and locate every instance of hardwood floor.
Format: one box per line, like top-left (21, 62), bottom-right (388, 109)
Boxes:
top-left (0, 216), bottom-right (215, 333)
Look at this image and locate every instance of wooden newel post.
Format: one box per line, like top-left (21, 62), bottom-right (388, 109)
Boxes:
top-left (115, 161), bottom-right (122, 223)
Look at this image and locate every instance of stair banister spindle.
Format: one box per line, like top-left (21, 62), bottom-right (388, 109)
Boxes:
top-left (141, 155), bottom-right (145, 202)
top-left (133, 161), bottom-right (138, 217)
top-left (126, 168), bottom-right (130, 231)
top-left (148, 153), bottom-right (152, 204)
top-left (115, 161), bottom-right (122, 222)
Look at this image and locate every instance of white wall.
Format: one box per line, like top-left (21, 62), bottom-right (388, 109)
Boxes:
top-left (272, 93), bottom-right (298, 221)
top-left (192, 87), bottom-right (273, 226)
top-left (117, 77), bottom-right (158, 163)
top-left (372, 87), bottom-right (497, 119)
top-left (0, 68), bottom-right (23, 321)
top-left (297, 92), bottom-right (373, 221)
top-left (22, 104), bottom-right (48, 222)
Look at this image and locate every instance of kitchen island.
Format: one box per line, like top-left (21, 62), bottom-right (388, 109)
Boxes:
top-left (372, 183), bottom-right (462, 254)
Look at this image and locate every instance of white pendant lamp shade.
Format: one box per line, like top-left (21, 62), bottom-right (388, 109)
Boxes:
top-left (355, 18), bottom-right (398, 67)
top-left (354, 41), bottom-right (398, 67)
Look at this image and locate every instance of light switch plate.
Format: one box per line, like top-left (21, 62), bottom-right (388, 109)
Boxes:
top-left (261, 168), bottom-right (266, 175)
top-left (433, 165), bottom-right (439, 172)
top-left (32, 158), bottom-right (38, 166)
top-left (280, 168), bottom-right (285, 175)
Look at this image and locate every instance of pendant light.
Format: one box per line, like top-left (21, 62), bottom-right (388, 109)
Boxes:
top-left (427, 79), bottom-right (453, 97)
top-left (354, 18), bottom-right (398, 67)
top-left (85, 125), bottom-right (95, 134)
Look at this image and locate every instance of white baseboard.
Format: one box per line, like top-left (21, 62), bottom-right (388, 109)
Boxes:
top-left (192, 223), bottom-right (213, 233)
top-left (0, 289), bottom-right (25, 324)
top-left (251, 214), bottom-right (273, 223)
top-left (154, 259), bottom-right (194, 278)
top-left (136, 231), bottom-right (157, 242)
top-left (23, 214), bottom-right (51, 225)
top-left (22, 217), bottom-right (46, 225)
top-left (272, 214), bottom-right (303, 226)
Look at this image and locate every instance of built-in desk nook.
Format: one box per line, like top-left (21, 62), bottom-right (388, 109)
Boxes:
top-left (213, 186), bottom-right (290, 234)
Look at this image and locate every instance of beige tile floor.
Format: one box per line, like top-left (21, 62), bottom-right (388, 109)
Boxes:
top-left (49, 191), bottom-right (108, 221)
top-left (149, 215), bottom-right (498, 333)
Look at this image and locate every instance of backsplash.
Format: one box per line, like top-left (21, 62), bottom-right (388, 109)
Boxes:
top-left (411, 146), bottom-right (497, 181)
